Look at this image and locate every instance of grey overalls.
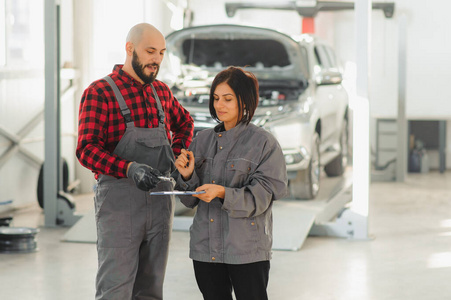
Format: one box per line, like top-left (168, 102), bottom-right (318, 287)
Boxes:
top-left (94, 76), bottom-right (175, 300)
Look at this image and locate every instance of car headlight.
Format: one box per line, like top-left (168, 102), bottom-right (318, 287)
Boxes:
top-left (284, 151), bottom-right (304, 165)
top-left (295, 98), bottom-right (311, 115)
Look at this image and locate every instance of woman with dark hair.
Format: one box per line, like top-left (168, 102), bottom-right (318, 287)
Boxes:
top-left (175, 66), bottom-right (288, 300)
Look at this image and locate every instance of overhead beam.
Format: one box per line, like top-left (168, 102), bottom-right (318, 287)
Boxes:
top-left (225, 1), bottom-right (394, 18)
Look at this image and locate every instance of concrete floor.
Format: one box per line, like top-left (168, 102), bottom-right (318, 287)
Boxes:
top-left (1, 171), bottom-right (451, 299)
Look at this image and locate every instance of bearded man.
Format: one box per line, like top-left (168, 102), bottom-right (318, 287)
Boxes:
top-left (76, 23), bottom-right (194, 300)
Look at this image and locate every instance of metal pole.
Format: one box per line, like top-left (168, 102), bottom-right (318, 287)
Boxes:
top-left (439, 120), bottom-right (446, 173)
top-left (396, 15), bottom-right (407, 182)
top-left (56, 4), bottom-right (62, 192)
top-left (44, 0), bottom-right (58, 227)
top-left (355, 0), bottom-right (370, 99)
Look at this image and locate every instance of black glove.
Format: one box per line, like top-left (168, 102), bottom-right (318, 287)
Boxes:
top-left (127, 162), bottom-right (162, 191)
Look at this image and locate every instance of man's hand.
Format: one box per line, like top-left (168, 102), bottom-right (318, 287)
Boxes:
top-left (193, 184), bottom-right (225, 203)
top-left (127, 162), bottom-right (162, 191)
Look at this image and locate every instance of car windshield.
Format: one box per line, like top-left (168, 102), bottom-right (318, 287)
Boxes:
top-left (181, 38), bottom-right (291, 68)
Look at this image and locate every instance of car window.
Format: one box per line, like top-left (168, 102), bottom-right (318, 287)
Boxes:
top-left (314, 45), bottom-right (333, 69)
top-left (324, 46), bottom-right (338, 68)
top-left (314, 46), bottom-right (323, 68)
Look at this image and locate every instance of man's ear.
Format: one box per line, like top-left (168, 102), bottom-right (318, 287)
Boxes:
top-left (125, 42), bottom-right (134, 56)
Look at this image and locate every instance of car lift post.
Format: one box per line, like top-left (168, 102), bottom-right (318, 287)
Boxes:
top-left (310, 0), bottom-right (372, 240)
top-left (348, 0), bottom-right (371, 239)
top-left (44, 0), bottom-right (81, 227)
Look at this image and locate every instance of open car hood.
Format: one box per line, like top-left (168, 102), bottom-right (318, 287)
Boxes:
top-left (163, 24), bottom-right (308, 83)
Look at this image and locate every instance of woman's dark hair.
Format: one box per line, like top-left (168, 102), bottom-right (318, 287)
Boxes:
top-left (209, 66), bottom-right (259, 126)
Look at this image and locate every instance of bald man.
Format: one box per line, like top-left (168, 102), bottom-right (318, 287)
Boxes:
top-left (76, 23), bottom-right (194, 299)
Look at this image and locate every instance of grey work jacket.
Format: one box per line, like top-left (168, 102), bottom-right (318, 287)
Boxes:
top-left (178, 122), bottom-right (288, 264)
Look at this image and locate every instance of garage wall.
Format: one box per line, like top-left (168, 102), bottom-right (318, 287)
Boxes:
top-left (89, 0), bottom-right (173, 83)
top-left (188, 0), bottom-right (301, 35)
top-left (331, 0), bottom-right (451, 119)
top-left (330, 0), bottom-right (451, 168)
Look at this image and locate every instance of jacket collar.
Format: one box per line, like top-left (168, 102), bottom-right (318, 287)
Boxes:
top-left (214, 122), bottom-right (249, 139)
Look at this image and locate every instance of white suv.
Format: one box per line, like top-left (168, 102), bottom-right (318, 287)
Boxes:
top-left (161, 24), bottom-right (349, 199)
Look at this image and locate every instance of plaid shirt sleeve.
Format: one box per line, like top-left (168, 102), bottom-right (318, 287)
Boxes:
top-left (154, 80), bottom-right (194, 156)
top-left (76, 80), bottom-right (131, 179)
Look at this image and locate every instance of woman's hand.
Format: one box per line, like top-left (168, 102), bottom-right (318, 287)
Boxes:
top-left (175, 149), bottom-right (195, 180)
top-left (194, 184), bottom-right (225, 203)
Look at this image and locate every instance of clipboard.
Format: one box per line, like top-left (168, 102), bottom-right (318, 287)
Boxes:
top-left (150, 190), bottom-right (206, 196)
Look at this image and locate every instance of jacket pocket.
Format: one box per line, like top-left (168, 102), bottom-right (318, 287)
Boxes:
top-left (225, 159), bottom-right (254, 187)
top-left (133, 141), bottom-right (174, 174)
top-left (225, 217), bottom-right (259, 255)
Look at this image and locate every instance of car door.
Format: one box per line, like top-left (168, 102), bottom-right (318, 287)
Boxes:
top-left (313, 44), bottom-right (343, 147)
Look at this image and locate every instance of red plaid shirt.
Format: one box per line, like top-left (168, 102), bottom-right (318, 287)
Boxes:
top-left (76, 65), bottom-right (194, 179)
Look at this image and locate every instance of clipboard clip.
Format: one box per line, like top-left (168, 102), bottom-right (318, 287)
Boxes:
top-left (158, 176), bottom-right (174, 182)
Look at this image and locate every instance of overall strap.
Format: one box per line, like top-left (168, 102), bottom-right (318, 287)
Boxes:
top-left (150, 84), bottom-right (166, 127)
top-left (103, 76), bottom-right (135, 127)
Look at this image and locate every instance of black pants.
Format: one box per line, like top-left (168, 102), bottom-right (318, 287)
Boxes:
top-left (193, 260), bottom-right (270, 300)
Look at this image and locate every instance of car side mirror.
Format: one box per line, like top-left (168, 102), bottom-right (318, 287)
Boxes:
top-left (315, 70), bottom-right (343, 85)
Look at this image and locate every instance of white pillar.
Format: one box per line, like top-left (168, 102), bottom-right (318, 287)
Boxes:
top-left (350, 0), bottom-right (371, 239)
top-left (73, 0), bottom-right (96, 194)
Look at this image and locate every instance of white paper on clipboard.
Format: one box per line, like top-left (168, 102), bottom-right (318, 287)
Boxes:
top-left (150, 190), bottom-right (206, 196)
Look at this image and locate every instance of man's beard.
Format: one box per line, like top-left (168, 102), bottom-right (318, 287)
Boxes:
top-left (132, 50), bottom-right (159, 84)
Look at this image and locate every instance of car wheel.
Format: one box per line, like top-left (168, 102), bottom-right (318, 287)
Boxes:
top-left (289, 133), bottom-right (320, 200)
top-left (37, 158), bottom-right (69, 209)
top-left (324, 118), bottom-right (349, 177)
